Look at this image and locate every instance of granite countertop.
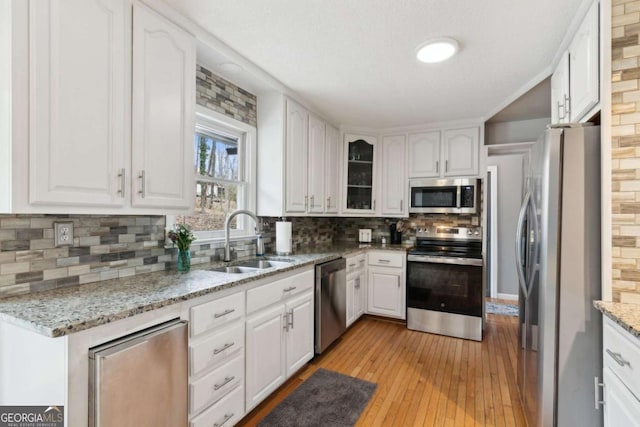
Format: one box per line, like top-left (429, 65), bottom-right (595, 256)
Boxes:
top-left (594, 300), bottom-right (640, 338)
top-left (0, 243), bottom-right (412, 338)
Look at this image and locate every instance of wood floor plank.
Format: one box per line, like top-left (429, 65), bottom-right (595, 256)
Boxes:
top-left (238, 311), bottom-right (526, 427)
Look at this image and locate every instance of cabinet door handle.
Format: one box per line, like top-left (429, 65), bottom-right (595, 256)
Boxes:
top-left (288, 309), bottom-right (294, 329)
top-left (594, 376), bottom-right (605, 410)
top-left (373, 199), bottom-right (376, 210)
top-left (304, 195), bottom-right (308, 209)
top-left (214, 375), bottom-right (235, 391)
top-left (214, 413), bottom-right (234, 427)
top-left (327, 196), bottom-right (331, 208)
top-left (355, 277), bottom-right (360, 289)
top-left (214, 308), bottom-right (235, 319)
top-left (283, 286), bottom-right (297, 292)
top-left (283, 313), bottom-right (289, 331)
top-left (445, 160), bottom-right (448, 172)
top-left (606, 348), bottom-right (631, 367)
top-left (311, 195), bottom-right (315, 208)
top-left (400, 200), bottom-right (403, 211)
top-left (213, 342), bottom-right (234, 355)
top-left (436, 161), bottom-right (439, 173)
top-left (138, 170), bottom-right (146, 198)
top-left (117, 168), bottom-right (126, 198)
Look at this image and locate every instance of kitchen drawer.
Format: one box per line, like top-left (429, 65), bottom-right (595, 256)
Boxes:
top-left (368, 251), bottom-right (404, 268)
top-left (247, 269), bottom-right (314, 314)
top-left (604, 317), bottom-right (640, 398)
top-left (190, 384), bottom-right (244, 427)
top-left (190, 292), bottom-right (245, 338)
top-left (346, 253), bottom-right (366, 273)
top-left (190, 322), bottom-right (244, 377)
top-left (190, 354), bottom-right (244, 415)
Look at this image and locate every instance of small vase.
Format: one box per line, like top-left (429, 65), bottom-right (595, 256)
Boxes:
top-left (177, 249), bottom-right (191, 272)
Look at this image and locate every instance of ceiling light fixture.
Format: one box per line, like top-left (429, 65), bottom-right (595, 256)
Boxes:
top-left (416, 38), bottom-right (459, 63)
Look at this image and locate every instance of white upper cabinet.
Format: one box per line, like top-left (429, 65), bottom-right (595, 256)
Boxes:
top-left (285, 98), bottom-right (309, 213)
top-left (408, 131), bottom-right (440, 178)
top-left (443, 127), bottom-right (479, 177)
top-left (569, 0), bottom-right (599, 122)
top-left (551, 0), bottom-right (600, 124)
top-left (131, 3), bottom-right (195, 210)
top-left (343, 134), bottom-right (378, 215)
top-left (551, 52), bottom-right (570, 124)
top-left (3, 0), bottom-right (195, 214)
top-left (29, 0), bottom-right (128, 208)
top-left (380, 135), bottom-right (407, 216)
top-left (307, 114), bottom-right (325, 213)
top-left (324, 124), bottom-right (340, 214)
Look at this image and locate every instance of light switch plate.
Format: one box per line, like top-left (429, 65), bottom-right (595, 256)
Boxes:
top-left (54, 222), bottom-right (74, 247)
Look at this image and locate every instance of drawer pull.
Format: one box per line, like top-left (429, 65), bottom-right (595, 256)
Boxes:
top-left (378, 259), bottom-right (391, 263)
top-left (606, 349), bottom-right (631, 367)
top-left (213, 375), bottom-right (235, 391)
top-left (214, 308), bottom-right (236, 319)
top-left (214, 413), bottom-right (234, 427)
top-left (283, 286), bottom-right (297, 292)
top-left (348, 263), bottom-right (356, 268)
top-left (213, 342), bottom-right (234, 355)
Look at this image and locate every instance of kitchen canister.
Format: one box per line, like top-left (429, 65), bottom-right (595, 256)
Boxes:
top-left (275, 221), bottom-right (292, 255)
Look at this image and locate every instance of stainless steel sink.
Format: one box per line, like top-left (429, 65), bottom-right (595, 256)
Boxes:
top-left (209, 266), bottom-right (259, 274)
top-left (235, 259), bottom-right (293, 269)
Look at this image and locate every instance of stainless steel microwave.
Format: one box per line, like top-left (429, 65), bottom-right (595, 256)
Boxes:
top-left (409, 178), bottom-right (479, 214)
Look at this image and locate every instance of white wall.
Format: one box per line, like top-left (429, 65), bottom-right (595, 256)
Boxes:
top-left (487, 153), bottom-right (526, 297)
top-left (485, 117), bottom-right (550, 145)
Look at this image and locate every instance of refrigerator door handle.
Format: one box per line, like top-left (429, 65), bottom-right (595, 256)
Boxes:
top-left (515, 191), bottom-right (531, 297)
top-left (525, 193), bottom-right (540, 297)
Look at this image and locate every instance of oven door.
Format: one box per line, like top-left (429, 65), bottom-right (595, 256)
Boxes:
top-left (406, 255), bottom-right (483, 317)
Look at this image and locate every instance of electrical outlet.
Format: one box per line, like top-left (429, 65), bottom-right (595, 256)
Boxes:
top-left (54, 222), bottom-right (74, 247)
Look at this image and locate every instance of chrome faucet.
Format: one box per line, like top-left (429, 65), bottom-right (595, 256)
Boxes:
top-left (224, 209), bottom-right (263, 262)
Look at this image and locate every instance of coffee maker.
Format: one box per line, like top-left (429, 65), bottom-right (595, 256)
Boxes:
top-left (389, 223), bottom-right (402, 244)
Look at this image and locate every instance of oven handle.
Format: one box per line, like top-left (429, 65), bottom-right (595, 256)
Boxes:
top-left (515, 190), bottom-right (531, 298)
top-left (407, 255), bottom-right (483, 266)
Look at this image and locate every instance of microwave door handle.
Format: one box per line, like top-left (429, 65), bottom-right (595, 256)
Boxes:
top-left (515, 191), bottom-right (531, 298)
top-left (456, 185), bottom-right (462, 209)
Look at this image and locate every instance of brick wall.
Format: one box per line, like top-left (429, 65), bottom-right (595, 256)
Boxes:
top-left (611, 0), bottom-right (640, 302)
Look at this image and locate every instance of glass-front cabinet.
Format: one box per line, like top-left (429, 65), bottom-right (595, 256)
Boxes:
top-left (343, 134), bottom-right (377, 215)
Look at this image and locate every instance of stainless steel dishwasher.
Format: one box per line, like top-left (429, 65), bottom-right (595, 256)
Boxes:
top-left (315, 257), bottom-right (347, 354)
top-left (89, 319), bottom-right (187, 427)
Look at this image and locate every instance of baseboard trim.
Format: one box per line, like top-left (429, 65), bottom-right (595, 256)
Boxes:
top-left (496, 293), bottom-right (518, 302)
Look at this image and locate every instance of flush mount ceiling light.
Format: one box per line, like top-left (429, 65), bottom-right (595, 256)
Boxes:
top-left (416, 38), bottom-right (459, 63)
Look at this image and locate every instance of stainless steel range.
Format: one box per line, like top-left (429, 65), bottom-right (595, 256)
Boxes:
top-left (406, 226), bottom-right (483, 341)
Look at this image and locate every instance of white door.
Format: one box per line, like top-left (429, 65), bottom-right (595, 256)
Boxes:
top-left (380, 135), bottom-right (407, 216)
top-left (367, 268), bottom-right (403, 318)
top-left (29, 0), bottom-right (128, 207)
top-left (285, 99), bottom-right (308, 213)
top-left (245, 304), bottom-right (287, 410)
top-left (408, 132), bottom-right (441, 178)
top-left (324, 124), bottom-right (340, 214)
top-left (443, 127), bottom-right (479, 177)
top-left (346, 275), bottom-right (356, 327)
top-left (285, 292), bottom-right (314, 377)
top-left (131, 4), bottom-right (195, 210)
top-left (551, 52), bottom-right (570, 124)
top-left (603, 368), bottom-right (640, 426)
top-left (569, 1), bottom-right (599, 122)
top-left (307, 114), bottom-right (325, 213)
top-left (355, 273), bottom-right (366, 319)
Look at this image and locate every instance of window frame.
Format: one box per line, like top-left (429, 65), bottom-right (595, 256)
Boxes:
top-left (168, 105), bottom-right (257, 243)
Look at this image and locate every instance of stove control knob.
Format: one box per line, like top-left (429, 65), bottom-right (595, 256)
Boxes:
top-left (474, 230), bottom-right (480, 235)
top-left (467, 230), bottom-right (473, 235)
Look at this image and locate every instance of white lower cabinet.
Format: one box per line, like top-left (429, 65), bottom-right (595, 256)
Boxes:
top-left (346, 253), bottom-right (367, 327)
top-left (602, 316), bottom-right (640, 426)
top-left (190, 384), bottom-right (245, 427)
top-left (245, 268), bottom-right (315, 411)
top-left (366, 251), bottom-right (405, 320)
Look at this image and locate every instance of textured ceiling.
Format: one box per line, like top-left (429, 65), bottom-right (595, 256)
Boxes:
top-left (165, 0), bottom-right (586, 129)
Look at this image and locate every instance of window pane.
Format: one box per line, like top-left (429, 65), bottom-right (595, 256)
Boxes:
top-left (194, 132), bottom-right (239, 181)
top-left (176, 181), bottom-right (240, 232)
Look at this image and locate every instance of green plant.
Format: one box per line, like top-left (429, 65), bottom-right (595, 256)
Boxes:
top-left (167, 224), bottom-right (196, 250)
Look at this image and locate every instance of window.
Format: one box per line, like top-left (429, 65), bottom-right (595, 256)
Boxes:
top-left (172, 106), bottom-right (256, 242)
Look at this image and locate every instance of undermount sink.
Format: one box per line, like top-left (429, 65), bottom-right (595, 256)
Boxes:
top-left (209, 258), bottom-right (295, 274)
top-left (209, 266), bottom-right (259, 274)
top-left (236, 259), bottom-right (293, 269)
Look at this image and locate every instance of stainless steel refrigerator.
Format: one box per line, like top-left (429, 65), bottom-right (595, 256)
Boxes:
top-left (515, 124), bottom-right (602, 427)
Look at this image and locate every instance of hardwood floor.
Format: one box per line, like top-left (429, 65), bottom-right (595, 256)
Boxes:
top-left (238, 312), bottom-right (526, 427)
